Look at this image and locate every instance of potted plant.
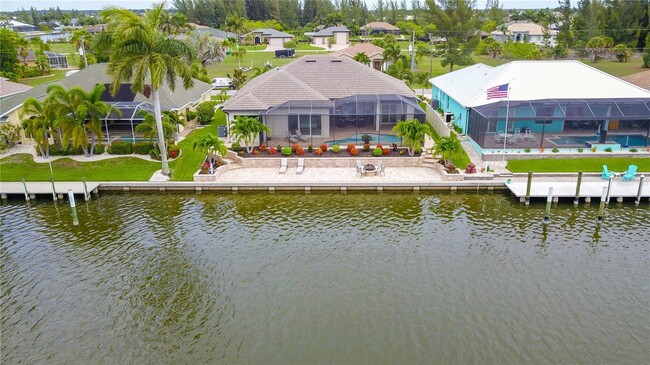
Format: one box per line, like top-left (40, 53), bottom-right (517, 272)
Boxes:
top-left (361, 134), bottom-right (372, 144)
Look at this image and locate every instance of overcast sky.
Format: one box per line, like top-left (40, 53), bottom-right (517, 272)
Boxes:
top-left (2, 0), bottom-right (562, 12)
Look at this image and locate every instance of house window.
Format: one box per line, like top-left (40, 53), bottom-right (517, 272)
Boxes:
top-left (288, 114), bottom-right (322, 136)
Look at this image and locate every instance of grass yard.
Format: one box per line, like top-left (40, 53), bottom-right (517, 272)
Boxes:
top-left (293, 43), bottom-right (325, 50)
top-left (39, 43), bottom-right (77, 54)
top-left (579, 58), bottom-right (645, 77)
top-left (507, 157), bottom-right (650, 173)
top-left (18, 70), bottom-right (68, 87)
top-left (0, 154), bottom-right (160, 182)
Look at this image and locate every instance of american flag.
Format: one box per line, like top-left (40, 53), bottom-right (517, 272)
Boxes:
top-left (487, 83), bottom-right (509, 99)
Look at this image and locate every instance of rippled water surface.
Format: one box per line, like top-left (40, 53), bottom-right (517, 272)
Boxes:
top-left (1, 192), bottom-right (649, 364)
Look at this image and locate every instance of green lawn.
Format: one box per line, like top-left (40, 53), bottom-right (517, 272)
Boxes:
top-left (18, 70), bottom-right (68, 87)
top-left (294, 43), bottom-right (325, 50)
top-left (240, 45), bottom-right (267, 51)
top-left (507, 157), bottom-right (650, 173)
top-left (0, 154), bottom-right (160, 182)
top-left (39, 43), bottom-right (77, 54)
top-left (579, 58), bottom-right (645, 77)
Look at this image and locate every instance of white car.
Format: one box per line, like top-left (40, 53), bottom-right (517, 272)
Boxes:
top-left (211, 77), bottom-right (235, 90)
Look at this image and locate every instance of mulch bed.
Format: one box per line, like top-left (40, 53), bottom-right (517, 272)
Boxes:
top-left (235, 149), bottom-right (422, 158)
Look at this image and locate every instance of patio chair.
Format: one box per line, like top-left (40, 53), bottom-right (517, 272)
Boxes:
top-left (279, 158), bottom-right (288, 174)
top-left (356, 160), bottom-right (363, 177)
top-left (622, 165), bottom-right (637, 181)
top-left (512, 128), bottom-right (523, 142)
top-left (523, 128), bottom-right (536, 142)
top-left (494, 131), bottom-right (505, 143)
top-left (376, 160), bottom-right (384, 176)
top-left (296, 158), bottom-right (305, 174)
top-left (285, 131), bottom-right (298, 144)
top-left (601, 165), bottom-right (615, 179)
top-left (295, 129), bottom-right (307, 142)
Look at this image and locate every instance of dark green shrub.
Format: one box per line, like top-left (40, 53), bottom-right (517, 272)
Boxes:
top-left (577, 148), bottom-right (584, 153)
top-left (149, 148), bottom-right (161, 159)
top-left (108, 141), bottom-right (133, 155)
top-left (524, 147), bottom-right (531, 153)
top-left (604, 147), bottom-right (613, 152)
top-left (230, 142), bottom-right (241, 151)
top-left (93, 143), bottom-right (105, 154)
top-left (630, 148), bottom-right (638, 152)
top-left (133, 141), bottom-right (155, 155)
top-left (552, 148), bottom-right (560, 153)
top-left (196, 101), bottom-right (217, 125)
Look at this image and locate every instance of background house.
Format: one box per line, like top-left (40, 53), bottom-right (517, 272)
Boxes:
top-left (360, 22), bottom-right (400, 36)
top-left (430, 61), bottom-right (650, 158)
top-left (491, 20), bottom-right (557, 47)
top-left (332, 43), bottom-right (388, 71)
top-left (308, 26), bottom-right (349, 48)
top-left (3, 20), bottom-right (37, 32)
top-left (0, 78), bottom-right (32, 102)
top-left (222, 55), bottom-right (425, 147)
top-left (1, 63), bottom-right (213, 143)
top-left (19, 50), bottom-right (69, 69)
top-left (249, 29), bottom-right (294, 47)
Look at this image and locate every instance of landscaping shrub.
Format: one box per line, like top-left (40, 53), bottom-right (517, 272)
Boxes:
top-left (399, 149), bottom-right (406, 155)
top-left (269, 147), bottom-right (277, 155)
top-left (414, 147), bottom-right (422, 155)
top-left (93, 143), bottom-right (105, 155)
top-left (349, 147), bottom-right (359, 156)
top-left (252, 149), bottom-right (259, 155)
top-left (281, 146), bottom-right (292, 156)
top-left (230, 142), bottom-right (241, 151)
top-left (630, 148), bottom-right (638, 152)
top-left (276, 144), bottom-right (282, 151)
top-left (108, 141), bottom-right (133, 155)
top-left (363, 144), bottom-right (370, 152)
top-left (465, 163), bottom-right (477, 174)
top-left (332, 144), bottom-right (341, 153)
top-left (524, 147), bottom-right (531, 153)
top-left (200, 161), bottom-right (210, 174)
top-left (319, 144), bottom-right (328, 152)
top-left (168, 144), bottom-right (180, 159)
top-left (376, 144), bottom-right (383, 150)
top-left (577, 148), bottom-right (584, 153)
top-left (149, 148), bottom-right (160, 159)
top-left (291, 143), bottom-right (300, 152)
top-left (133, 141), bottom-right (154, 155)
top-left (308, 145), bottom-right (313, 153)
top-left (347, 143), bottom-right (355, 153)
top-left (196, 101), bottom-right (217, 125)
top-left (552, 148), bottom-right (559, 153)
top-left (315, 148), bottom-right (323, 155)
top-left (295, 146), bottom-right (305, 155)
top-left (238, 150), bottom-right (244, 156)
top-left (382, 148), bottom-right (391, 156)
top-left (392, 143), bottom-right (398, 151)
top-left (604, 147), bottom-right (613, 152)
top-left (373, 147), bottom-right (382, 156)
top-left (259, 144), bottom-right (267, 151)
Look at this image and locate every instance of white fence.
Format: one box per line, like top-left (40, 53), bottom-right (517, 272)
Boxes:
top-left (425, 104), bottom-right (451, 138)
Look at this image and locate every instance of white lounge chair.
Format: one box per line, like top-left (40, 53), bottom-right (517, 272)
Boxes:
top-left (296, 158), bottom-right (304, 174)
top-left (356, 160), bottom-right (363, 177)
top-left (523, 128), bottom-right (536, 141)
top-left (376, 160), bottom-right (384, 176)
top-left (295, 129), bottom-right (307, 142)
top-left (285, 131), bottom-right (298, 144)
top-left (279, 158), bottom-right (288, 174)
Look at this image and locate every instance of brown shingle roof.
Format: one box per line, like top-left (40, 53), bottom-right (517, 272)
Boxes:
top-left (0, 78), bottom-right (32, 98)
top-left (332, 43), bottom-right (385, 58)
top-left (223, 55), bottom-right (415, 112)
top-left (620, 70), bottom-right (650, 91)
top-left (360, 22), bottom-right (399, 31)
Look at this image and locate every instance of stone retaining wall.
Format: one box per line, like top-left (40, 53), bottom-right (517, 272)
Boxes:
top-left (482, 151), bottom-right (650, 161)
top-left (227, 150), bottom-right (425, 168)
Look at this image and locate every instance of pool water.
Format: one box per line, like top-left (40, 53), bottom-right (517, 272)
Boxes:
top-left (325, 133), bottom-right (401, 145)
top-left (551, 134), bottom-right (649, 147)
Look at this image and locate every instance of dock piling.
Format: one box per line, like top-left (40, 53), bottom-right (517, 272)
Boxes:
top-left (574, 171), bottom-right (583, 205)
top-left (605, 176), bottom-right (613, 205)
top-left (636, 175), bottom-right (645, 205)
top-left (525, 171), bottom-right (532, 205)
top-left (597, 186), bottom-right (607, 223)
top-left (68, 189), bottom-right (79, 226)
top-left (543, 187), bottom-right (553, 224)
top-left (50, 176), bottom-right (57, 201)
top-left (82, 178), bottom-right (90, 201)
top-left (21, 178), bottom-right (30, 201)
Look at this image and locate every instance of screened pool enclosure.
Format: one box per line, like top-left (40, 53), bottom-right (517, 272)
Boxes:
top-left (467, 98), bottom-right (650, 151)
top-left (258, 95), bottom-right (426, 147)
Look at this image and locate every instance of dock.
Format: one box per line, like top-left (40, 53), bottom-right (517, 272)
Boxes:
top-left (0, 181), bottom-right (100, 201)
top-left (506, 177), bottom-right (649, 202)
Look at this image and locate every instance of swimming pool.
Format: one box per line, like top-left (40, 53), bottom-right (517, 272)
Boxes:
top-left (551, 134), bottom-right (649, 147)
top-left (324, 133), bottom-right (401, 145)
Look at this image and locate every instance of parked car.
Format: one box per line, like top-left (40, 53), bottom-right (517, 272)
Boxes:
top-left (211, 77), bottom-right (235, 90)
top-left (274, 49), bottom-right (295, 58)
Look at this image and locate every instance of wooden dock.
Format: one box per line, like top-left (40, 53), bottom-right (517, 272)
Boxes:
top-left (506, 177), bottom-right (649, 202)
top-left (0, 181), bottom-right (100, 201)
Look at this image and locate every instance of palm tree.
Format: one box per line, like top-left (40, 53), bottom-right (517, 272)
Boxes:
top-left (392, 119), bottom-right (433, 156)
top-left (45, 84), bottom-right (89, 155)
top-left (190, 31), bottom-right (225, 67)
top-left (382, 43), bottom-right (402, 66)
top-left (225, 14), bottom-right (246, 51)
top-left (192, 133), bottom-right (228, 169)
top-left (99, 2), bottom-right (196, 175)
top-left (229, 116), bottom-right (270, 153)
top-left (135, 110), bottom-right (184, 144)
top-left (21, 97), bottom-right (54, 157)
top-left (70, 84), bottom-right (120, 155)
top-left (353, 52), bottom-right (371, 66)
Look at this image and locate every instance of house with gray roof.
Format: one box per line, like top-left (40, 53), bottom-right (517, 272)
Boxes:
top-left (250, 29), bottom-right (294, 47)
top-left (308, 26), bottom-right (350, 47)
top-left (1, 63), bottom-right (213, 143)
top-left (222, 55), bottom-right (425, 147)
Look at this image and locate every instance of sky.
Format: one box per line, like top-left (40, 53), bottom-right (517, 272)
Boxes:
top-left (1, 0), bottom-right (562, 12)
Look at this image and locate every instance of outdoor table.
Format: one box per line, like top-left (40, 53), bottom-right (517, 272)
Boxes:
top-left (362, 164), bottom-right (377, 176)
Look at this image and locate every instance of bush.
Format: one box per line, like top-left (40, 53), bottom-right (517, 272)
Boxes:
top-left (133, 141), bottom-right (155, 154)
top-left (392, 143), bottom-right (398, 151)
top-left (604, 147), bottom-right (613, 152)
top-left (281, 146), bottom-right (292, 156)
top-left (47, 144), bottom-right (86, 156)
top-left (291, 143), bottom-right (300, 152)
top-left (0, 124), bottom-right (21, 148)
top-left (524, 147), bottom-right (531, 153)
top-left (295, 146), bottom-right (305, 155)
top-left (269, 146), bottom-right (277, 155)
top-left (630, 148), bottom-right (638, 152)
top-left (252, 149), bottom-right (259, 155)
top-left (276, 144), bottom-right (282, 151)
top-left (347, 143), bottom-right (355, 153)
top-left (349, 147), bottom-right (359, 156)
top-left (108, 141), bottom-right (133, 155)
top-left (382, 148), bottom-right (391, 156)
top-left (308, 145), bottom-right (313, 153)
top-left (363, 144), bottom-right (371, 152)
top-left (332, 144), bottom-right (341, 153)
top-left (465, 163), bottom-right (476, 174)
top-left (376, 144), bottom-right (383, 150)
top-left (259, 144), bottom-right (267, 151)
top-left (577, 148), bottom-right (584, 153)
top-left (399, 149), bottom-right (406, 155)
top-left (196, 101), bottom-right (217, 125)
top-left (373, 147), bottom-right (382, 156)
top-left (168, 144), bottom-right (180, 159)
top-left (93, 143), bottom-right (105, 154)
top-left (230, 142), bottom-right (241, 151)
top-left (414, 147), bottom-right (422, 155)
top-left (552, 148), bottom-right (560, 153)
top-left (186, 110), bottom-right (198, 122)
top-left (149, 148), bottom-right (160, 159)
top-left (238, 150), bottom-right (244, 156)
top-left (315, 148), bottom-right (323, 155)
top-left (319, 144), bottom-right (328, 152)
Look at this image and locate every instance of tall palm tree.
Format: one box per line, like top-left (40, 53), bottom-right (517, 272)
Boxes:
top-left (45, 84), bottom-right (88, 154)
top-left (70, 84), bottom-right (120, 155)
top-left (21, 98), bottom-right (54, 157)
top-left (229, 116), bottom-right (270, 153)
top-left (225, 14), bottom-right (246, 51)
top-left (99, 2), bottom-right (196, 175)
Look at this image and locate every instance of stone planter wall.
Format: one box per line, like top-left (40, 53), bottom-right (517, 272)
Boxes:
top-left (227, 150), bottom-right (425, 168)
top-left (436, 163), bottom-right (464, 181)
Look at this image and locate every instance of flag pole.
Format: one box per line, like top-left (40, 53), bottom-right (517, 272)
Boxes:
top-left (501, 82), bottom-right (512, 164)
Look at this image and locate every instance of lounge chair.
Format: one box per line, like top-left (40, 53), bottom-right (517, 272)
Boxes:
top-left (356, 160), bottom-right (363, 177)
top-left (512, 128), bottom-right (523, 142)
top-left (279, 158), bottom-right (288, 174)
top-left (295, 129), bottom-right (307, 142)
top-left (285, 131), bottom-right (298, 144)
top-left (296, 158), bottom-right (304, 174)
top-left (523, 128), bottom-right (536, 141)
top-left (376, 160), bottom-right (384, 176)
top-left (495, 130), bottom-right (505, 143)
top-left (622, 165), bottom-right (637, 181)
top-left (601, 165), bottom-right (615, 179)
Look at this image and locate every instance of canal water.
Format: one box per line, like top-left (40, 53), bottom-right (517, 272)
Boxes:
top-left (1, 192), bottom-right (648, 364)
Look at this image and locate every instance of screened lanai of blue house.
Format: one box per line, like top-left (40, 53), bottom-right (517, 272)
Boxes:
top-left (467, 98), bottom-right (650, 151)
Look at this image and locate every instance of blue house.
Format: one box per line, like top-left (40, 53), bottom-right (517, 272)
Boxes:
top-left (430, 61), bottom-right (650, 157)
